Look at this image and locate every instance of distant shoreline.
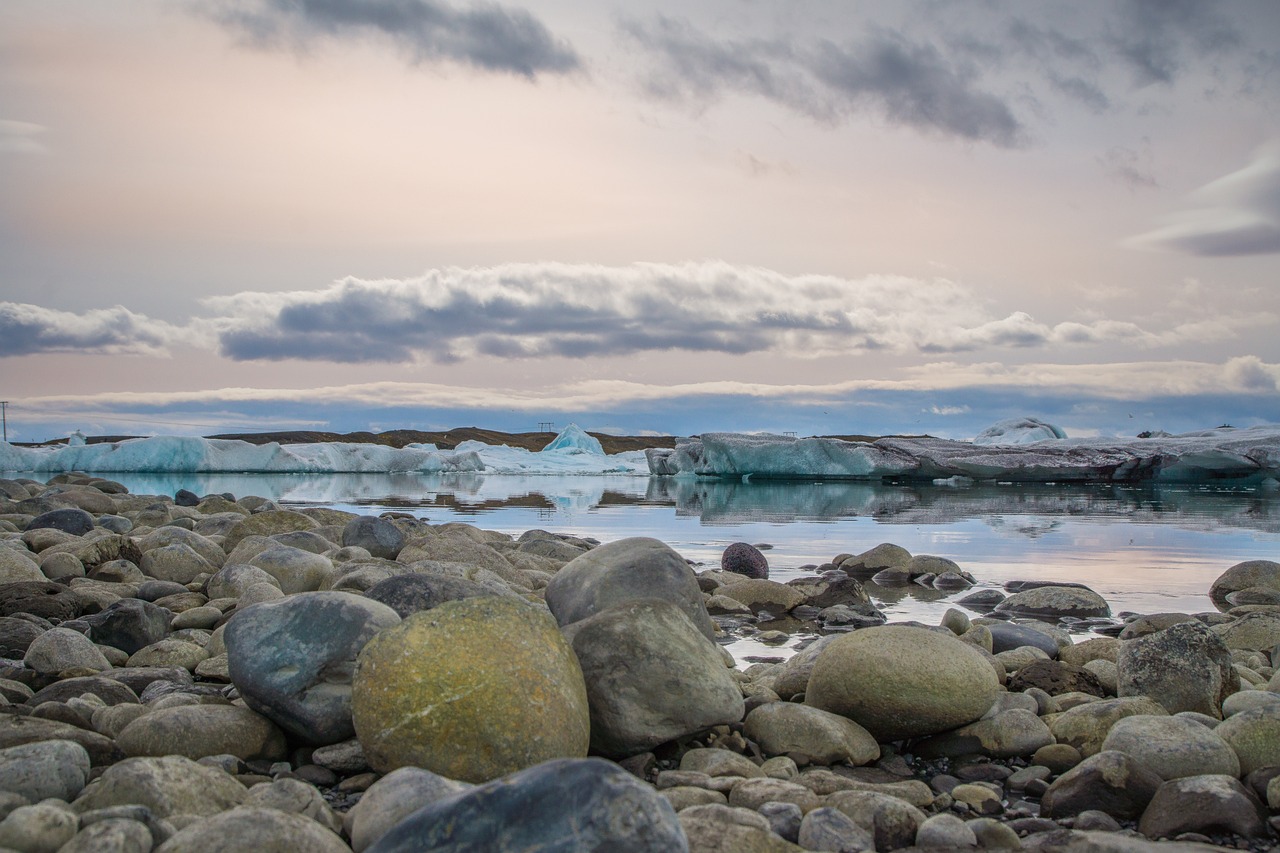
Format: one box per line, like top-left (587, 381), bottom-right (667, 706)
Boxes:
top-left (16, 428), bottom-right (912, 454)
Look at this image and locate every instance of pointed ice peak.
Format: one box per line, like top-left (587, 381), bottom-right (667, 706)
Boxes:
top-left (542, 423), bottom-right (604, 455)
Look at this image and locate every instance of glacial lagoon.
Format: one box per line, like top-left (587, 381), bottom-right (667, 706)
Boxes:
top-left (74, 471), bottom-right (1280, 662)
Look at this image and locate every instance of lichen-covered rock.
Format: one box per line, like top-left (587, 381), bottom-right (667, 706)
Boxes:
top-left (155, 806), bottom-right (349, 853)
top-left (1049, 696), bottom-right (1169, 758)
top-left (1100, 715), bottom-right (1239, 780)
top-left (352, 597), bottom-right (589, 782)
top-left (1210, 560), bottom-right (1280, 611)
top-left (743, 702), bottom-right (879, 766)
top-left (1116, 620), bottom-right (1238, 717)
top-left (72, 756), bottom-right (246, 818)
top-left (115, 704), bottom-right (287, 762)
top-left (805, 624), bottom-right (1000, 742)
top-left (1040, 750), bottom-right (1162, 820)
top-left (994, 585), bottom-right (1110, 619)
top-left (1138, 775), bottom-right (1267, 840)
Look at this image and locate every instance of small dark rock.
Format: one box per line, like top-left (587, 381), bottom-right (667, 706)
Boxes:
top-left (721, 543), bottom-right (769, 580)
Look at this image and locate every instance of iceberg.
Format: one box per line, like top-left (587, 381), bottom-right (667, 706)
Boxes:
top-left (0, 424), bottom-right (650, 477)
top-left (647, 425), bottom-right (1280, 485)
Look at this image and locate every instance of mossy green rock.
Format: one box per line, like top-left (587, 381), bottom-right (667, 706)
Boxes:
top-left (352, 597), bottom-right (589, 783)
top-left (805, 625), bottom-right (1000, 742)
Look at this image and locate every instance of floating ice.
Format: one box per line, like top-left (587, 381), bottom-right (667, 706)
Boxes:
top-left (972, 417), bottom-right (1066, 445)
top-left (540, 423), bottom-right (605, 455)
top-left (0, 424), bottom-right (649, 477)
top-left (646, 425), bottom-right (1280, 485)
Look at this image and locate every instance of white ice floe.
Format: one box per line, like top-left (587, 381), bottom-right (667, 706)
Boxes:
top-left (646, 424), bottom-right (1280, 485)
top-left (0, 424), bottom-right (650, 477)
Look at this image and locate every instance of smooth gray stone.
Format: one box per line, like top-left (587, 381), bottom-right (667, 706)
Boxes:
top-left (0, 739), bottom-right (91, 801)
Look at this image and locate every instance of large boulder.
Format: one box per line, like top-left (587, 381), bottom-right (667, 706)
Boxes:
top-left (0, 740), bottom-right (91, 802)
top-left (221, 510), bottom-right (319, 553)
top-left (225, 591), bottom-right (401, 745)
top-left (72, 755), bottom-right (246, 818)
top-left (1138, 775), bottom-right (1268, 840)
top-left (248, 545), bottom-right (334, 594)
top-left (544, 537), bottom-right (715, 640)
top-left (994, 585), bottom-right (1110, 619)
top-left (1100, 715), bottom-right (1239, 780)
top-left (343, 517), bottom-right (405, 560)
top-left (1040, 750), bottom-right (1162, 820)
top-left (1116, 620), bottom-right (1238, 717)
top-left (743, 702), bottom-right (879, 766)
top-left (805, 625), bottom-right (1001, 742)
top-left (366, 758), bottom-right (686, 853)
top-left (84, 598), bottom-right (172, 655)
top-left (1214, 705), bottom-right (1280, 776)
top-left (1210, 560), bottom-right (1280, 611)
top-left (362, 573), bottom-right (508, 619)
top-left (1049, 696), bottom-right (1169, 758)
top-left (563, 599), bottom-right (743, 758)
top-left (25, 508), bottom-right (95, 536)
top-left (115, 704), bottom-right (287, 762)
top-left (155, 806), bottom-right (350, 852)
top-left (352, 597), bottom-right (589, 783)
top-left (24, 626), bottom-right (112, 674)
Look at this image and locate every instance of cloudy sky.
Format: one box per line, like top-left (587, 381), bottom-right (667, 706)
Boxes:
top-left (2, 0), bottom-right (1279, 443)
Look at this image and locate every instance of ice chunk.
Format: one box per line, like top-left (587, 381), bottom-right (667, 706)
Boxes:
top-left (541, 423), bottom-right (604, 455)
top-left (649, 425), bottom-right (1280, 485)
top-left (972, 417), bottom-right (1067, 445)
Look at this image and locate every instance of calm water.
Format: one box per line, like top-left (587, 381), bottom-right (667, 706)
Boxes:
top-left (89, 472), bottom-right (1280, 661)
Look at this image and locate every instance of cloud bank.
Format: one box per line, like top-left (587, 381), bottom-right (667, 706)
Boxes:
top-left (204, 262), bottom-right (1207, 364)
top-left (0, 303), bottom-right (184, 357)
top-left (203, 0), bottom-right (581, 78)
top-left (3, 262), bottom-right (1265, 363)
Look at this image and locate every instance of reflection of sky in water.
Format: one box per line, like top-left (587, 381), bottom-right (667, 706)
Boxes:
top-left (91, 473), bottom-right (1280, 637)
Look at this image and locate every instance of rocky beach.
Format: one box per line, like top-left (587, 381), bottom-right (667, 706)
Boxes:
top-left (3, 472), bottom-right (1280, 852)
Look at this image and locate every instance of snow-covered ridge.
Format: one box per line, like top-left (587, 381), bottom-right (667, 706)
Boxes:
top-left (646, 424), bottom-right (1280, 485)
top-left (0, 424), bottom-right (650, 476)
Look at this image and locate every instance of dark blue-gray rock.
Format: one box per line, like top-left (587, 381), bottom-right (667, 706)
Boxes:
top-left (367, 758), bottom-right (687, 853)
top-left (562, 599), bottom-right (743, 758)
top-left (1117, 620), bottom-right (1238, 717)
top-left (363, 573), bottom-right (503, 619)
top-left (957, 589), bottom-right (1006, 609)
top-left (984, 621), bottom-right (1060, 656)
top-left (1039, 750), bottom-right (1163, 820)
top-left (798, 806), bottom-right (874, 852)
top-left (84, 599), bottom-right (172, 656)
top-left (25, 508), bottom-right (95, 536)
top-left (174, 489), bottom-right (200, 507)
top-left (342, 517), bottom-right (405, 560)
top-left (721, 542), bottom-right (768, 579)
top-left (1138, 775), bottom-right (1267, 839)
top-left (758, 801), bottom-right (802, 843)
top-left (545, 537), bottom-right (715, 640)
top-left (225, 591), bottom-right (401, 744)
top-left (0, 617), bottom-right (43, 658)
top-left (803, 575), bottom-right (873, 610)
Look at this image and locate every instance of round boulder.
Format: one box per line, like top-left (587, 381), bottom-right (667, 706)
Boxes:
top-left (1210, 560), bottom-right (1280, 611)
top-left (994, 585), bottom-right (1110, 619)
top-left (563, 598), bottom-right (744, 758)
top-left (1116, 620), bottom-right (1238, 717)
top-left (225, 591), bottom-right (402, 745)
top-left (805, 624), bottom-right (1001, 742)
top-left (721, 543), bottom-right (768, 579)
top-left (26, 508), bottom-right (95, 536)
top-left (342, 516), bottom-right (405, 560)
top-left (1100, 714), bottom-right (1239, 780)
top-left (544, 537), bottom-right (714, 640)
top-left (352, 597), bottom-right (589, 783)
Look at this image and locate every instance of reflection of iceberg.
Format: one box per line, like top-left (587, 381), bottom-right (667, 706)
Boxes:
top-left (0, 424), bottom-right (650, 477)
top-left (648, 477), bottom-right (1280, 536)
top-left (648, 426), bottom-right (1280, 485)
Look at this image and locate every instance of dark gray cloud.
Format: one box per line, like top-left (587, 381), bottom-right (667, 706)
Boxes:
top-left (623, 17), bottom-right (1024, 147)
top-left (0, 303), bottom-right (180, 357)
top-left (1109, 0), bottom-right (1241, 86)
top-left (201, 262), bottom-right (1168, 364)
top-left (1127, 145), bottom-right (1280, 256)
top-left (204, 0), bottom-right (580, 78)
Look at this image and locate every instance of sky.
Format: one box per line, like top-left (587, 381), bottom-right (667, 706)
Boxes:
top-left (2, 0), bottom-right (1279, 443)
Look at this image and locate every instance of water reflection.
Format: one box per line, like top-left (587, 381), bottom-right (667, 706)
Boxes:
top-left (84, 472), bottom-right (1280, 537)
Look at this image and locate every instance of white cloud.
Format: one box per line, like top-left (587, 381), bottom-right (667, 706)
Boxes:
top-left (1127, 143), bottom-right (1280, 256)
